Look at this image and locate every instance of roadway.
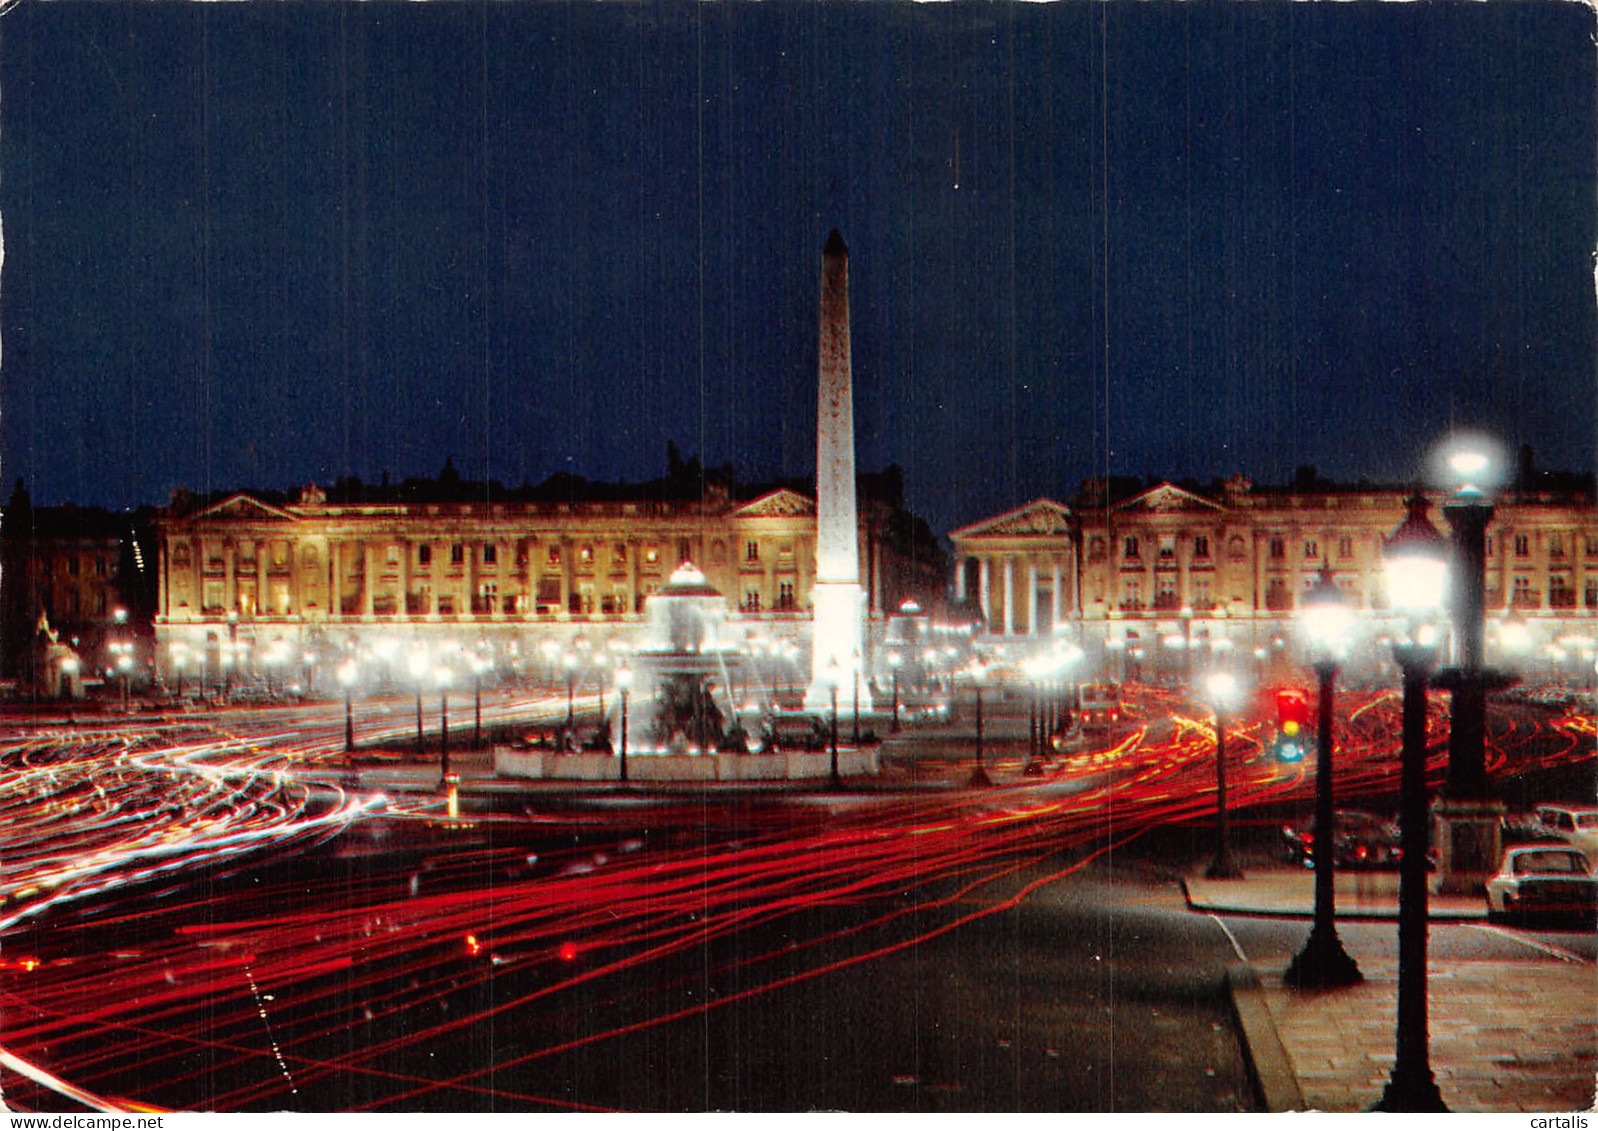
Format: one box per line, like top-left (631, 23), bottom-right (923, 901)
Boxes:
top-left (0, 683), bottom-right (1587, 1111)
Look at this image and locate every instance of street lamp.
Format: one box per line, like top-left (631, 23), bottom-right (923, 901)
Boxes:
top-left (616, 662), bottom-right (633, 783)
top-left (1205, 670), bottom-right (1243, 879)
top-left (887, 651), bottom-right (902, 733)
top-left (1431, 433), bottom-right (1511, 894)
top-left (471, 653), bottom-right (489, 745)
top-left (1375, 492), bottom-right (1450, 1113)
top-left (338, 659), bottom-right (358, 785)
top-left (1023, 655), bottom-right (1050, 776)
top-left (435, 665), bottom-right (454, 784)
top-left (826, 656), bottom-right (842, 790)
top-left (171, 644), bottom-right (188, 701)
top-left (968, 660), bottom-right (991, 788)
top-left (408, 648), bottom-right (430, 758)
top-left (115, 649), bottom-right (133, 708)
top-left (1284, 563), bottom-right (1363, 990)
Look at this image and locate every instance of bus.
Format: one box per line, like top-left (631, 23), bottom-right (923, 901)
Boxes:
top-left (1078, 681), bottom-right (1126, 735)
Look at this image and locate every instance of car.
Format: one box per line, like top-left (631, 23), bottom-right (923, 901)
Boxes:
top-left (1485, 845), bottom-right (1598, 923)
top-left (1281, 809), bottom-right (1402, 869)
top-left (1531, 805), bottom-right (1598, 866)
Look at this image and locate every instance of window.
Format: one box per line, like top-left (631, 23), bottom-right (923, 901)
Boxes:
top-left (1512, 576), bottom-right (1534, 605)
top-left (746, 540), bottom-right (760, 563)
top-left (418, 544), bottom-right (432, 566)
top-left (1549, 534), bottom-right (1565, 558)
top-left (450, 543), bottom-right (465, 565)
top-left (1269, 536), bottom-right (1285, 560)
top-left (1514, 534), bottom-right (1530, 557)
top-left (68, 556), bottom-right (80, 576)
top-left (744, 590), bottom-right (762, 612)
top-left (1123, 536), bottom-right (1140, 559)
top-left (678, 540), bottom-right (693, 565)
top-left (386, 544), bottom-right (400, 565)
top-left (1228, 536), bottom-right (1246, 562)
top-left (1193, 536), bottom-right (1210, 559)
top-left (1485, 536), bottom-right (1494, 557)
top-left (1121, 578), bottom-right (1143, 609)
top-left (580, 545), bottom-right (594, 565)
top-left (1304, 540), bottom-right (1319, 560)
top-left (95, 557), bottom-right (108, 577)
top-left (1585, 579), bottom-right (1597, 608)
top-left (777, 581), bottom-right (796, 610)
top-left (1192, 578), bottom-right (1213, 609)
top-left (1586, 535), bottom-right (1598, 556)
top-left (547, 544), bottom-right (562, 565)
top-left (1157, 536), bottom-right (1175, 561)
top-left (1337, 535), bottom-right (1353, 559)
top-left (1089, 537), bottom-right (1107, 563)
top-left (438, 595), bottom-right (456, 616)
top-left (95, 591), bottom-right (107, 615)
top-left (483, 543), bottom-right (497, 564)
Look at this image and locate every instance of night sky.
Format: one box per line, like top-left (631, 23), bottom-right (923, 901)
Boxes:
top-left (3, 2), bottom-right (1594, 538)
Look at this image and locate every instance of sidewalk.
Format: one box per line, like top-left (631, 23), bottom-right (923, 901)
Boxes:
top-left (1188, 866), bottom-right (1597, 1113)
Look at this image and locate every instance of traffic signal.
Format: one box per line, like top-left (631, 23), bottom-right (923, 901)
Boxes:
top-left (1271, 689), bottom-right (1312, 763)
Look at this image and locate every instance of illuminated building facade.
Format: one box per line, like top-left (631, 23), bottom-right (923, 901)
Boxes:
top-left (951, 472), bottom-right (1597, 682)
top-left (153, 469), bottom-right (945, 691)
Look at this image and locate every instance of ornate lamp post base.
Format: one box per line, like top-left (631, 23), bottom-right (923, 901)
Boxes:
top-left (1373, 1066), bottom-right (1447, 1113)
top-left (1205, 850), bottom-right (1243, 880)
top-left (1284, 924), bottom-right (1363, 989)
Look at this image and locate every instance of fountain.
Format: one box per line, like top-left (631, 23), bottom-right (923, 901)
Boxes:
top-left (627, 563), bottom-right (751, 754)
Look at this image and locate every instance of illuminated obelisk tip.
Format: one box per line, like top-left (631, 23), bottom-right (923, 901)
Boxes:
top-left (806, 229), bottom-right (872, 714)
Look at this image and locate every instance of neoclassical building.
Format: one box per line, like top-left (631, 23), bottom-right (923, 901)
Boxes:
top-left (951, 474), bottom-right (1597, 680)
top-left (154, 472), bottom-right (945, 690)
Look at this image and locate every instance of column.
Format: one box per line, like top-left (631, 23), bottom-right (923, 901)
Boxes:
top-left (158, 539), bottom-right (170, 621)
top-left (288, 541), bottom-right (303, 618)
top-left (255, 543), bottom-right (268, 619)
top-left (1028, 560), bottom-right (1039, 636)
top-left (560, 540), bottom-right (573, 619)
top-left (979, 557), bottom-right (991, 628)
top-left (224, 541), bottom-right (238, 613)
top-left (362, 543), bottom-right (376, 618)
top-left (1051, 561), bottom-right (1063, 629)
top-left (331, 542), bottom-right (344, 618)
top-left (400, 539), bottom-right (412, 621)
top-left (955, 556), bottom-right (967, 601)
top-left (1003, 557), bottom-right (1015, 636)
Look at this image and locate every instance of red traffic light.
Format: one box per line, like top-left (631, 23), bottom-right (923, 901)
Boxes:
top-left (1275, 689), bottom-right (1310, 733)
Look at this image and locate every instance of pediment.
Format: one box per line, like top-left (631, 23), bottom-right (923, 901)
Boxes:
top-left (189, 493), bottom-right (298, 523)
top-left (952, 498), bottom-right (1072, 540)
top-left (732, 489), bottom-right (815, 518)
top-left (1115, 483), bottom-right (1224, 514)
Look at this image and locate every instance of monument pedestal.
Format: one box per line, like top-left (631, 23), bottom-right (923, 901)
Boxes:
top-left (1431, 798), bottom-right (1504, 896)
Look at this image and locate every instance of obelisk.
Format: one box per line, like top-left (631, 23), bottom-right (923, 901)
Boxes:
top-left (805, 230), bottom-right (872, 715)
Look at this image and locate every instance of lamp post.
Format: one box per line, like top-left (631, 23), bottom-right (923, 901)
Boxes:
top-left (1024, 656), bottom-right (1048, 776)
top-left (1431, 434), bottom-right (1511, 894)
top-left (1205, 670), bottom-right (1243, 879)
top-left (826, 657), bottom-right (842, 790)
top-left (116, 650), bottom-right (133, 709)
top-left (172, 646), bottom-right (187, 701)
top-left (338, 659), bottom-right (358, 786)
top-left (436, 665), bottom-right (453, 784)
top-left (224, 610), bottom-right (239, 700)
top-left (1284, 564), bottom-right (1363, 990)
top-left (408, 648), bottom-right (429, 758)
top-left (968, 661), bottom-right (991, 788)
top-left (851, 651), bottom-right (861, 744)
top-left (616, 663), bottom-right (632, 783)
top-left (1374, 492), bottom-right (1450, 1113)
top-left (888, 651), bottom-right (902, 733)
top-left (471, 654), bottom-right (489, 746)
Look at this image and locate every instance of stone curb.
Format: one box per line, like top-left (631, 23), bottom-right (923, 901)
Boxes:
top-left (1181, 878), bottom-right (1487, 921)
top-left (1225, 962), bottom-right (1306, 1113)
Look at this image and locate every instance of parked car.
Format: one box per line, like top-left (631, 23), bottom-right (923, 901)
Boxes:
top-left (1281, 810), bottom-right (1402, 869)
top-left (1485, 845), bottom-right (1598, 923)
top-left (1531, 805), bottom-right (1598, 866)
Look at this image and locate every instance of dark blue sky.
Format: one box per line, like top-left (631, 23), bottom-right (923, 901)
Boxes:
top-left (4, 2), bottom-right (1594, 537)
